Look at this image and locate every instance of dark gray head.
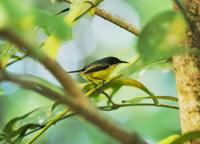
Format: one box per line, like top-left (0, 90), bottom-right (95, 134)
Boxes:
top-left (96, 57), bottom-right (128, 65)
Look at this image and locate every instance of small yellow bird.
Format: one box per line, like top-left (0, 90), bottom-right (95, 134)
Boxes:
top-left (68, 57), bottom-right (128, 84)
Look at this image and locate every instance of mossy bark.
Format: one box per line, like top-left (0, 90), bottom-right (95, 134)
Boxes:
top-left (173, 0), bottom-right (200, 143)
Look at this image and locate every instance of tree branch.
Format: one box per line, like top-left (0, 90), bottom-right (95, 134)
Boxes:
top-left (95, 8), bottom-right (141, 36)
top-left (61, 0), bottom-right (141, 36)
top-left (0, 29), bottom-right (147, 144)
top-left (0, 71), bottom-right (178, 142)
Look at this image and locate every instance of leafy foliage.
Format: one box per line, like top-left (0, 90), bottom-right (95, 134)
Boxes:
top-left (0, 109), bottom-right (40, 143)
top-left (0, 105), bottom-right (67, 143)
top-left (0, 0), bottom-right (72, 60)
top-left (0, 41), bottom-right (18, 68)
top-left (0, 0), bottom-right (185, 143)
top-left (138, 11), bottom-right (187, 64)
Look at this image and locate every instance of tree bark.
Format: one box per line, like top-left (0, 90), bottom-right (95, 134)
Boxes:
top-left (173, 0), bottom-right (200, 143)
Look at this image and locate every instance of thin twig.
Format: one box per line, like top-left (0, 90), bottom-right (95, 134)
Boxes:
top-left (6, 54), bottom-right (28, 67)
top-left (116, 103), bottom-right (178, 110)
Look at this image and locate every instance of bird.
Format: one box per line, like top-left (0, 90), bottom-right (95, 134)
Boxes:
top-left (68, 56), bottom-right (128, 85)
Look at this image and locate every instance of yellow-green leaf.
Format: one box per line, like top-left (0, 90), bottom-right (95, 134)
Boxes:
top-left (42, 35), bottom-right (62, 59)
top-left (0, 41), bottom-right (18, 68)
top-left (115, 78), bottom-right (158, 104)
top-left (159, 135), bottom-right (180, 144)
top-left (0, 2), bottom-right (9, 29)
top-left (123, 96), bottom-right (178, 104)
top-left (171, 131), bottom-right (200, 144)
top-left (65, 0), bottom-right (103, 25)
top-left (19, 15), bottom-right (34, 30)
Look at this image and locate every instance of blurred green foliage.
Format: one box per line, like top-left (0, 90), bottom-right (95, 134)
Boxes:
top-left (138, 11), bottom-right (186, 64)
top-left (0, 0), bottom-right (184, 143)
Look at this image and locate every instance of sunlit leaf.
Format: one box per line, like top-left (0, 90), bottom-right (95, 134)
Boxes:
top-left (0, 41), bottom-right (18, 68)
top-left (1, 0), bottom-right (35, 30)
top-left (159, 135), bottom-right (180, 144)
top-left (155, 96), bottom-right (178, 101)
top-left (65, 0), bottom-right (103, 24)
top-left (138, 10), bottom-right (187, 64)
top-left (115, 78), bottom-right (154, 96)
top-left (42, 35), bottom-right (62, 59)
top-left (171, 131), bottom-right (200, 144)
top-left (0, 2), bottom-right (9, 29)
top-left (1, 0), bottom-right (71, 41)
top-left (19, 15), bottom-right (34, 30)
top-left (84, 76), bottom-right (158, 104)
top-left (115, 78), bottom-right (159, 103)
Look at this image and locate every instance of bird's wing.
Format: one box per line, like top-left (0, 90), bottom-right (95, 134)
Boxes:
top-left (84, 63), bottom-right (109, 73)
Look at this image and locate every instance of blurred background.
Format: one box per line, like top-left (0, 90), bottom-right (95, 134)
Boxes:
top-left (0, 0), bottom-right (180, 143)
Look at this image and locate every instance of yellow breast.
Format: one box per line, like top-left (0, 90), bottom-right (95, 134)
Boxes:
top-left (81, 64), bottom-right (117, 82)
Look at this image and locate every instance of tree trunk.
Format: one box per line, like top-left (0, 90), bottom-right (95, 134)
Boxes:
top-left (173, 0), bottom-right (200, 143)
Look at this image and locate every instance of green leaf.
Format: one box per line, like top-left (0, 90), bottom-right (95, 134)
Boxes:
top-left (115, 78), bottom-right (154, 95)
top-left (1, 0), bottom-right (71, 40)
top-left (171, 131), bottom-right (200, 144)
top-left (35, 10), bottom-right (72, 40)
top-left (159, 135), bottom-right (180, 144)
top-left (123, 97), bottom-right (146, 104)
top-left (0, 41), bottom-right (18, 67)
top-left (0, 2), bottom-right (9, 29)
top-left (84, 76), bottom-right (158, 104)
top-left (138, 10), bottom-right (187, 64)
top-left (41, 35), bottom-right (62, 60)
top-left (3, 109), bottom-right (39, 134)
top-left (1, 0), bottom-right (35, 30)
top-left (122, 96), bottom-right (178, 104)
top-left (2, 105), bottom-right (67, 142)
top-left (155, 96), bottom-right (178, 101)
top-left (2, 108), bottom-right (39, 142)
top-left (112, 78), bottom-right (159, 104)
top-left (0, 88), bottom-right (4, 95)
top-left (0, 132), bottom-right (6, 141)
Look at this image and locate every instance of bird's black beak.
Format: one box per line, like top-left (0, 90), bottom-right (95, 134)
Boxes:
top-left (119, 60), bottom-right (129, 63)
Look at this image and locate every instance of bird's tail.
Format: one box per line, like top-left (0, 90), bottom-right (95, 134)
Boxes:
top-left (67, 69), bottom-right (84, 73)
